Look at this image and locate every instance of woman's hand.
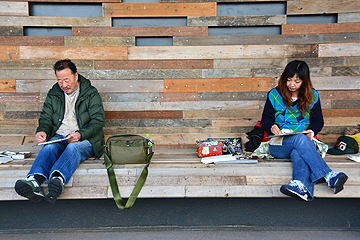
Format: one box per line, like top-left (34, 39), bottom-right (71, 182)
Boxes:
top-left (302, 130), bottom-right (314, 139)
top-left (271, 124), bottom-right (282, 135)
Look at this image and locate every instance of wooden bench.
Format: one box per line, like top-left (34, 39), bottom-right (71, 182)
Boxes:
top-left (1, 135), bottom-right (359, 201)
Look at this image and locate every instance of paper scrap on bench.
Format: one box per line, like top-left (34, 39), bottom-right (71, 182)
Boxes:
top-left (0, 156), bottom-right (12, 164)
top-left (201, 155), bottom-right (258, 164)
top-left (348, 154), bottom-right (360, 163)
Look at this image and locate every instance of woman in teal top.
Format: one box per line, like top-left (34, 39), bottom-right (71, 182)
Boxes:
top-left (260, 60), bottom-right (348, 201)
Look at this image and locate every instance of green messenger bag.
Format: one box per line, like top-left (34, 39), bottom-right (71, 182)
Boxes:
top-left (104, 134), bottom-right (154, 209)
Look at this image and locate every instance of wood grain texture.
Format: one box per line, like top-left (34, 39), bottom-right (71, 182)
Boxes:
top-left (0, 26), bottom-right (22, 36)
top-left (0, 16), bottom-right (110, 27)
top-left (0, 46), bottom-right (19, 60)
top-left (0, 2), bottom-right (28, 16)
top-left (164, 78), bottom-right (276, 93)
top-left (287, 0), bottom-right (360, 15)
top-left (0, 36), bottom-right (64, 46)
top-left (188, 15), bottom-right (285, 26)
top-left (95, 60), bottom-right (213, 70)
top-left (73, 26), bottom-right (208, 37)
top-left (324, 117), bottom-right (360, 126)
top-left (282, 23), bottom-right (360, 35)
top-left (64, 36), bottom-right (134, 47)
top-left (312, 76), bottom-right (360, 90)
top-left (105, 111), bottom-right (183, 119)
top-left (19, 46), bottom-right (128, 60)
top-left (318, 90), bottom-right (360, 100)
top-left (212, 118), bottom-right (259, 127)
top-left (332, 67), bottom-right (360, 76)
top-left (159, 92), bottom-right (199, 102)
top-left (0, 59), bottom-right (94, 70)
top-left (338, 13), bottom-right (360, 23)
top-left (174, 32), bottom-right (360, 46)
top-left (128, 44), bottom-right (318, 60)
top-left (0, 80), bottom-right (16, 93)
top-left (319, 43), bottom-right (360, 57)
top-left (103, 3), bottom-right (216, 17)
top-left (183, 109), bottom-right (262, 119)
top-left (0, 93), bottom-right (40, 102)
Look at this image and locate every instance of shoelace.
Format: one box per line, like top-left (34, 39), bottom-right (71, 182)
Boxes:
top-left (326, 171), bottom-right (338, 186)
top-left (289, 180), bottom-right (307, 193)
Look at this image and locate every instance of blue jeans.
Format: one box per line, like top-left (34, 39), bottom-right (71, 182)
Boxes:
top-left (28, 134), bottom-right (94, 185)
top-left (269, 134), bottom-right (331, 200)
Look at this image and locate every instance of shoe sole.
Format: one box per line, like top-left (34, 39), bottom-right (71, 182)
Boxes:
top-left (15, 180), bottom-right (44, 203)
top-left (45, 178), bottom-right (63, 203)
top-left (280, 185), bottom-right (309, 202)
top-left (333, 173), bottom-right (348, 194)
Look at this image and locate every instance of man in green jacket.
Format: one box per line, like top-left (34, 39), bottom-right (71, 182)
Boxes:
top-left (15, 59), bottom-right (105, 203)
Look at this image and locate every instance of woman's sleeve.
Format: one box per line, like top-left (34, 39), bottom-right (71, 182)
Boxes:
top-left (307, 97), bottom-right (324, 136)
top-left (260, 95), bottom-right (276, 136)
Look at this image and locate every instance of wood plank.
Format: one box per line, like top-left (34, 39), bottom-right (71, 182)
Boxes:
top-left (19, 46), bottom-right (128, 60)
top-left (282, 23), bottom-right (360, 35)
top-left (0, 70), bottom-right (53, 80)
top-left (214, 59), bottom-right (287, 69)
top-left (83, 69), bottom-right (202, 80)
top-left (0, 46), bottom-right (19, 60)
top-left (323, 109), bottom-right (360, 118)
top-left (73, 26), bottom-right (208, 37)
top-left (128, 44), bottom-right (318, 60)
top-left (0, 36), bottom-right (64, 46)
top-left (3, 111), bottom-right (40, 120)
top-left (95, 60), bottom-right (213, 70)
top-left (103, 101), bottom-right (259, 111)
top-left (163, 78), bottom-right (276, 93)
top-left (2, 0), bottom-right (121, 2)
top-left (324, 117), bottom-right (360, 127)
top-left (159, 93), bottom-right (199, 102)
top-left (287, 0), bottom-right (360, 15)
top-left (319, 43), bottom-right (360, 58)
top-left (0, 93), bottom-right (40, 102)
top-left (105, 111), bottom-right (183, 119)
top-left (332, 67), bottom-right (360, 76)
top-left (188, 15), bottom-right (285, 26)
top-left (0, 16), bottom-right (111, 27)
top-left (105, 119), bottom-right (212, 128)
top-left (312, 76), bottom-right (360, 90)
top-left (338, 13), bottom-right (360, 23)
top-left (0, 26), bottom-right (22, 36)
top-left (160, 0), bottom-right (287, 2)
top-left (174, 32), bottom-right (360, 46)
top-left (318, 90), bottom-right (360, 100)
top-left (332, 100), bottom-right (360, 109)
top-left (0, 2), bottom-right (28, 16)
top-left (64, 36), bottom-right (134, 47)
top-left (0, 136), bottom-right (24, 145)
top-left (17, 80), bottom-right (164, 93)
top-left (103, 3), bottom-right (216, 17)
top-left (105, 93), bottom-right (160, 102)
top-left (0, 79), bottom-right (15, 93)
top-left (183, 109), bottom-right (262, 119)
top-left (0, 60), bottom-right (94, 70)
top-left (212, 118), bottom-right (259, 127)
top-left (198, 91), bottom-right (268, 101)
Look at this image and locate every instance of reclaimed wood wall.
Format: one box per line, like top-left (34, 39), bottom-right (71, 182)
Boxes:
top-left (0, 0), bottom-right (359, 148)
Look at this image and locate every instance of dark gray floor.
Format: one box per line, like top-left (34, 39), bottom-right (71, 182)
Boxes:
top-left (1, 197), bottom-right (359, 237)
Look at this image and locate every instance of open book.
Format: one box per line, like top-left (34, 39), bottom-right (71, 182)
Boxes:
top-left (268, 131), bottom-right (304, 138)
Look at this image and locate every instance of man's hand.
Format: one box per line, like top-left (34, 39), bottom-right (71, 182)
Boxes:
top-left (35, 132), bottom-right (47, 143)
top-left (67, 132), bottom-right (82, 143)
top-left (271, 124), bottom-right (282, 135)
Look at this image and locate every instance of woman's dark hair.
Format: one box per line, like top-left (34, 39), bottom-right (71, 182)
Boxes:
top-left (53, 59), bottom-right (77, 75)
top-left (277, 60), bottom-right (314, 116)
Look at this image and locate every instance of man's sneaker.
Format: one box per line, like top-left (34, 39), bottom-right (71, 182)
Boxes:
top-left (326, 171), bottom-right (348, 194)
top-left (45, 176), bottom-right (64, 203)
top-left (280, 180), bottom-right (310, 201)
top-left (15, 175), bottom-right (44, 203)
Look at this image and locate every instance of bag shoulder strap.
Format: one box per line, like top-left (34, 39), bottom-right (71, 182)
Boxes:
top-left (104, 151), bottom-right (153, 209)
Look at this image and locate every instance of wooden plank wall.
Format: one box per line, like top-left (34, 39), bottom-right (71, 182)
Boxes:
top-left (0, 0), bottom-right (359, 148)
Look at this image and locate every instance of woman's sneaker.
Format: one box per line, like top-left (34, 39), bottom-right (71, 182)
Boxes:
top-left (15, 175), bottom-right (44, 203)
top-left (326, 171), bottom-right (348, 194)
top-left (45, 176), bottom-right (64, 203)
top-left (280, 180), bottom-right (310, 201)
